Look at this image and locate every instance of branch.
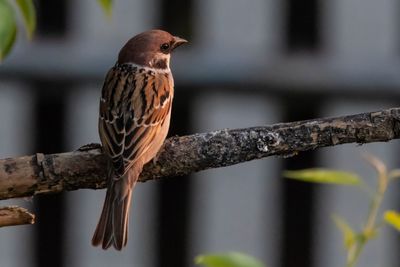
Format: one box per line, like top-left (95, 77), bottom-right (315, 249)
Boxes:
top-left (1, 108), bottom-right (400, 201)
top-left (0, 206), bottom-right (35, 227)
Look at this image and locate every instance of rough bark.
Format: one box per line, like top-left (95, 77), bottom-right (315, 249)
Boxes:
top-left (1, 107), bottom-right (400, 202)
top-left (0, 206), bottom-right (35, 227)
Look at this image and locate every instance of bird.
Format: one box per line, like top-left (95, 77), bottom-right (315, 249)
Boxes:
top-left (92, 29), bottom-right (187, 250)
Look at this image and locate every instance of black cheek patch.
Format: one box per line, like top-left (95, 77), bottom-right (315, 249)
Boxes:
top-left (155, 59), bottom-right (168, 69)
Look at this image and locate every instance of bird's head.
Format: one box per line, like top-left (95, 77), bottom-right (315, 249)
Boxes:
top-left (118, 29), bottom-right (188, 69)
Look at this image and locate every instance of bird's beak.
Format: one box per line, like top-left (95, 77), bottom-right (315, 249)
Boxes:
top-left (172, 36), bottom-right (188, 50)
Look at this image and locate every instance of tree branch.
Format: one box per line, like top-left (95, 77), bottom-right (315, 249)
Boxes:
top-left (1, 107), bottom-right (400, 201)
top-left (0, 206), bottom-right (35, 227)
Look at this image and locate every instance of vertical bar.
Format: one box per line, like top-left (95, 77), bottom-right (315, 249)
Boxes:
top-left (33, 1), bottom-right (69, 265)
top-left (280, 97), bottom-right (319, 267)
top-left (155, 91), bottom-right (193, 267)
top-left (36, 0), bottom-right (68, 36)
top-left (286, 0), bottom-right (320, 51)
top-left (156, 0), bottom-right (193, 265)
top-left (32, 83), bottom-right (67, 267)
top-left (159, 0), bottom-right (193, 39)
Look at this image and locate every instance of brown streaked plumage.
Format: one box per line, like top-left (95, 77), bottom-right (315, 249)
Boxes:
top-left (92, 30), bottom-right (187, 250)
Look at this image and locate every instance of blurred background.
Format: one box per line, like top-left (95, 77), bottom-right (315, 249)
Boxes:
top-left (1, 0), bottom-right (400, 266)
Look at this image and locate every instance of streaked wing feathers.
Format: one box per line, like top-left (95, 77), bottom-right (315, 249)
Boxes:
top-left (99, 64), bottom-right (173, 177)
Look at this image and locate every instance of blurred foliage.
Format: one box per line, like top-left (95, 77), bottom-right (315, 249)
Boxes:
top-left (283, 168), bottom-right (361, 185)
top-left (0, 0), bottom-right (18, 60)
top-left (15, 0), bottom-right (36, 39)
top-left (0, 0), bottom-right (35, 60)
top-left (195, 252), bottom-right (265, 267)
top-left (97, 0), bottom-right (112, 18)
top-left (0, 0), bottom-right (112, 61)
top-left (332, 214), bottom-right (357, 250)
top-left (284, 153), bottom-right (400, 267)
top-left (384, 210), bottom-right (400, 231)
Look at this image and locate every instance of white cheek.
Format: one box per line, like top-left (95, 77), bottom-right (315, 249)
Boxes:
top-left (157, 53), bottom-right (170, 61)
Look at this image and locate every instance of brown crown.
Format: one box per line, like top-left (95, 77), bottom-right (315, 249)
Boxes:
top-left (118, 29), bottom-right (187, 67)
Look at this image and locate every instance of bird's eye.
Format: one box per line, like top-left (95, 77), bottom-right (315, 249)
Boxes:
top-left (160, 43), bottom-right (170, 51)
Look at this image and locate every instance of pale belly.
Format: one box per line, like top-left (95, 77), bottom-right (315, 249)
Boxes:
top-left (141, 110), bottom-right (171, 165)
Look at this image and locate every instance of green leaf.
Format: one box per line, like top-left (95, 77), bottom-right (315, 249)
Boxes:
top-left (195, 252), bottom-right (264, 267)
top-left (384, 210), bottom-right (400, 231)
top-left (332, 214), bottom-right (356, 249)
top-left (97, 0), bottom-right (112, 17)
top-left (0, 0), bottom-right (17, 61)
top-left (283, 168), bottom-right (361, 185)
top-left (15, 0), bottom-right (36, 39)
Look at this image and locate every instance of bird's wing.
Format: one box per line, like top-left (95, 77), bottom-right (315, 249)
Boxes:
top-left (99, 65), bottom-right (173, 178)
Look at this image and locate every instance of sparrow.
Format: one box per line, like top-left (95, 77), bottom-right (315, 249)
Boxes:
top-left (92, 29), bottom-right (187, 250)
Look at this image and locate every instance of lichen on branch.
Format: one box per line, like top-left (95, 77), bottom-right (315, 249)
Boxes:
top-left (0, 107), bottom-right (399, 201)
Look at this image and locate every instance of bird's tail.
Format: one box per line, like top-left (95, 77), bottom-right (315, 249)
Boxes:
top-left (92, 166), bottom-right (140, 250)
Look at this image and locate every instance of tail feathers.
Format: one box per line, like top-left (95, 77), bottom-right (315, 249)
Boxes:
top-left (91, 185), bottom-right (113, 249)
top-left (92, 170), bottom-right (137, 250)
top-left (113, 190), bottom-right (132, 248)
